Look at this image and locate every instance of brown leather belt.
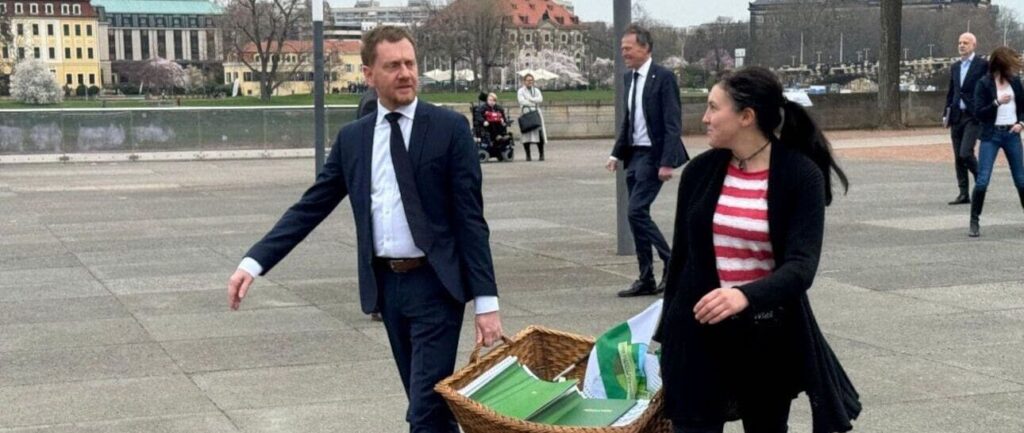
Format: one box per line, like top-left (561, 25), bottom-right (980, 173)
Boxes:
top-left (373, 256), bottom-right (427, 273)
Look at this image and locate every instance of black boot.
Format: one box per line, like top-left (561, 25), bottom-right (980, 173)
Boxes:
top-left (969, 189), bottom-right (986, 237)
top-left (1017, 186), bottom-right (1024, 211)
top-left (523, 143), bottom-right (532, 161)
top-left (538, 142), bottom-right (545, 161)
top-left (949, 188), bottom-right (970, 205)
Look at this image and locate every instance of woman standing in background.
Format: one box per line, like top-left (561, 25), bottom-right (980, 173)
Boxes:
top-left (518, 73), bottom-right (547, 161)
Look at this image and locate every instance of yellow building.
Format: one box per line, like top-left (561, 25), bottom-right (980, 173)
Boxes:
top-left (222, 40), bottom-right (364, 97)
top-left (0, 0), bottom-right (103, 88)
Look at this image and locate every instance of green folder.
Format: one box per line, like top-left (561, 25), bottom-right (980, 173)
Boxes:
top-left (486, 377), bottom-right (578, 419)
top-left (529, 392), bottom-right (637, 427)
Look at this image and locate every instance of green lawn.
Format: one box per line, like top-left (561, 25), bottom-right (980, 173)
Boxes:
top-left (0, 89), bottom-right (619, 109)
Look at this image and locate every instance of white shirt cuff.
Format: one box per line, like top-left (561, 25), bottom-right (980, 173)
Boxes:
top-left (238, 257), bottom-right (263, 278)
top-left (608, 156), bottom-right (619, 161)
top-left (474, 296), bottom-right (499, 315)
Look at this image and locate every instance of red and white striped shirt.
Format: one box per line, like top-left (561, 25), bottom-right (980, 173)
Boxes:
top-left (713, 164), bottom-right (774, 288)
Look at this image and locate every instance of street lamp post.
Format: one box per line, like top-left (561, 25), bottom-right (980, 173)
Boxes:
top-left (613, 0), bottom-right (632, 256)
top-left (313, 0), bottom-right (326, 177)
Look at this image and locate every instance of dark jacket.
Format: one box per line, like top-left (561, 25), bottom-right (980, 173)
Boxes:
top-left (656, 145), bottom-right (860, 432)
top-left (945, 55), bottom-right (989, 124)
top-left (245, 101), bottom-right (498, 313)
top-left (356, 87), bottom-right (378, 119)
top-left (972, 74), bottom-right (1024, 141)
top-left (611, 62), bottom-right (689, 168)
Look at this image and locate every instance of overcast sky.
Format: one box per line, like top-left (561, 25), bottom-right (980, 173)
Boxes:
top-left (570, 0), bottom-right (1024, 26)
top-left (332, 0), bottom-right (1024, 27)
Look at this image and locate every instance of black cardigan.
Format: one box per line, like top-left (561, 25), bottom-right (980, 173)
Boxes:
top-left (972, 74), bottom-right (1024, 141)
top-left (656, 144), bottom-right (860, 432)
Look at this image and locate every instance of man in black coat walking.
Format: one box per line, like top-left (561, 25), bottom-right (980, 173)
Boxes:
top-left (944, 32), bottom-right (987, 205)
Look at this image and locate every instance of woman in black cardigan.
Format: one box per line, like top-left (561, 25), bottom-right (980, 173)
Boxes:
top-left (969, 46), bottom-right (1024, 237)
top-left (657, 67), bottom-right (860, 433)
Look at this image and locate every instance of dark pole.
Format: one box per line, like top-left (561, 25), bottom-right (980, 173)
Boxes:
top-left (313, 0), bottom-right (326, 177)
top-left (613, 0), bottom-right (632, 255)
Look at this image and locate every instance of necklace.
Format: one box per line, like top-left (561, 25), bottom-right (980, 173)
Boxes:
top-left (733, 140), bottom-right (771, 172)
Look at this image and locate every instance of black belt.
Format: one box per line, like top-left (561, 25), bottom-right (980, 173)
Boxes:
top-left (373, 256), bottom-right (427, 273)
top-left (995, 124), bottom-right (1016, 131)
top-left (631, 146), bottom-right (651, 152)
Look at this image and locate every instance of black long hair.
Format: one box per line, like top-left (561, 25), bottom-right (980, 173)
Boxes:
top-left (717, 66), bottom-right (849, 205)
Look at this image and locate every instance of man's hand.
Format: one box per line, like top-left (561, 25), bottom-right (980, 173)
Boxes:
top-left (658, 166), bottom-right (674, 182)
top-left (605, 158), bottom-right (618, 172)
top-left (227, 269), bottom-right (255, 311)
top-left (694, 288), bottom-right (749, 325)
top-left (475, 311), bottom-right (503, 347)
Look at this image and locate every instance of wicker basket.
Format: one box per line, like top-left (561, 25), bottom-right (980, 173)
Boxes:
top-left (434, 325), bottom-right (671, 433)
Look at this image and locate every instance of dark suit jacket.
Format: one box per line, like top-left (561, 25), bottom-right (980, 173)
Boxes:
top-left (656, 145), bottom-right (859, 432)
top-left (973, 74), bottom-right (1024, 141)
top-left (245, 101), bottom-right (498, 314)
top-left (356, 88), bottom-right (378, 119)
top-left (610, 62), bottom-right (689, 168)
top-left (945, 55), bottom-right (989, 124)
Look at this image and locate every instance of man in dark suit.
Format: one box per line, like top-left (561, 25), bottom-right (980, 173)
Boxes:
top-left (944, 32), bottom-right (987, 205)
top-left (605, 23), bottom-right (689, 298)
top-left (227, 26), bottom-right (502, 433)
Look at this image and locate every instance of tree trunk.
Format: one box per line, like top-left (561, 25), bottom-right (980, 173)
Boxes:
top-left (261, 80), bottom-right (272, 101)
top-left (878, 0), bottom-right (903, 129)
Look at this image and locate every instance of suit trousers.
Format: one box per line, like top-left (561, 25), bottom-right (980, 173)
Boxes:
top-left (376, 262), bottom-right (465, 433)
top-left (951, 116), bottom-right (981, 194)
top-left (625, 149), bottom-right (672, 282)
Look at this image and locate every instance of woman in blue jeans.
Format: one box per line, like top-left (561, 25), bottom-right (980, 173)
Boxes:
top-left (970, 46), bottom-right (1024, 237)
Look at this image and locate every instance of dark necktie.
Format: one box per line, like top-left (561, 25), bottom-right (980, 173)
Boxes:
top-left (384, 112), bottom-right (433, 253)
top-left (629, 71), bottom-right (640, 145)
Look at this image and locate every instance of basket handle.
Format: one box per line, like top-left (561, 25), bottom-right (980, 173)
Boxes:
top-left (468, 335), bottom-right (512, 365)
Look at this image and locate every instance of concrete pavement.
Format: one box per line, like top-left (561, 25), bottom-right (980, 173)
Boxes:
top-left (0, 130), bottom-right (1023, 432)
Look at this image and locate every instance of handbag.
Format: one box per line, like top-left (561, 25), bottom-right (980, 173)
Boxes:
top-left (518, 110), bottom-right (542, 133)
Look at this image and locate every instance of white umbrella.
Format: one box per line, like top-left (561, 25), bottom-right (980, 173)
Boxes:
top-left (455, 69), bottom-right (476, 81)
top-left (423, 69), bottom-right (450, 81)
top-left (518, 68), bottom-right (558, 81)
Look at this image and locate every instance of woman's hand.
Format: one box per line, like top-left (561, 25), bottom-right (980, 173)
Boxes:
top-left (694, 288), bottom-right (749, 324)
top-left (1013, 123), bottom-right (1023, 134)
top-left (999, 93), bottom-right (1013, 104)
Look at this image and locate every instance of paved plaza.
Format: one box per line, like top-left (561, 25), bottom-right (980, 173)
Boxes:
top-left (1, 128), bottom-right (1023, 432)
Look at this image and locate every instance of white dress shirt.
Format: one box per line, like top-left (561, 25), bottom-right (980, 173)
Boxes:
top-left (239, 97), bottom-right (498, 315)
top-left (628, 57), bottom-right (653, 147)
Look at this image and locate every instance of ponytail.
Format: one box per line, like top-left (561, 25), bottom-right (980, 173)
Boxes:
top-left (718, 66), bottom-right (849, 206)
top-left (780, 100), bottom-right (849, 206)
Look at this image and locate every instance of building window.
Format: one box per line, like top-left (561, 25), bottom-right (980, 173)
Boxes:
top-left (49, 47), bottom-right (55, 58)
top-left (77, 73), bottom-right (83, 84)
top-left (14, 3), bottom-right (22, 14)
top-left (174, 30), bottom-right (183, 58)
top-left (123, 31), bottom-right (133, 58)
top-left (47, 24), bottom-right (54, 35)
top-left (1, 47), bottom-right (6, 58)
top-left (172, 17), bottom-right (180, 26)
top-left (157, 31), bottom-right (166, 57)
top-left (75, 24), bottom-right (81, 36)
top-left (561, 34), bottom-right (567, 43)
top-left (140, 17), bottom-right (148, 26)
top-left (45, 3), bottom-right (52, 14)
top-left (76, 47), bottom-right (82, 58)
top-left (89, 74), bottom-right (95, 85)
top-left (65, 47), bottom-right (71, 58)
top-left (32, 24), bottom-right (39, 35)
top-left (544, 34), bottom-right (550, 43)
top-left (141, 33), bottom-right (150, 58)
top-left (87, 48), bottom-right (93, 58)
top-left (525, 34), bottom-right (532, 43)
top-left (108, 33), bottom-right (116, 59)
top-left (29, 3), bottom-right (37, 14)
top-left (66, 74), bottom-right (72, 84)
top-left (188, 17), bottom-right (197, 27)
top-left (190, 30), bottom-right (199, 59)
top-left (86, 25), bottom-right (92, 36)
top-left (17, 47), bottom-right (24, 59)
top-left (33, 47), bottom-right (40, 58)
top-left (61, 4), bottom-right (68, 14)
top-left (206, 32), bottom-right (216, 60)
top-left (243, 72), bottom-right (252, 81)
top-left (16, 24), bottom-right (23, 36)
top-left (124, 16), bottom-right (132, 26)
top-left (156, 17), bottom-right (164, 26)
top-left (63, 24), bottom-right (69, 36)
top-left (72, 4), bottom-right (80, 15)
top-left (0, 4), bottom-right (6, 13)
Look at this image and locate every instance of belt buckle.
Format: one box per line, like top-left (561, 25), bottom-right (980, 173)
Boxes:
top-left (388, 260), bottom-right (404, 273)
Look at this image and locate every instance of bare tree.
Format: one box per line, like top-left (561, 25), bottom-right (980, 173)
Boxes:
top-left (418, 2), bottom-right (471, 90)
top-left (219, 0), bottom-right (309, 100)
top-left (878, 0), bottom-right (902, 129)
top-left (454, 0), bottom-right (508, 92)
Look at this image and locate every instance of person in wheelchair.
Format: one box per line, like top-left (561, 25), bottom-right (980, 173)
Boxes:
top-left (481, 93), bottom-right (512, 147)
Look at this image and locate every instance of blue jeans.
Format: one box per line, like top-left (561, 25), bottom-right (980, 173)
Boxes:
top-left (975, 128), bottom-right (1024, 193)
